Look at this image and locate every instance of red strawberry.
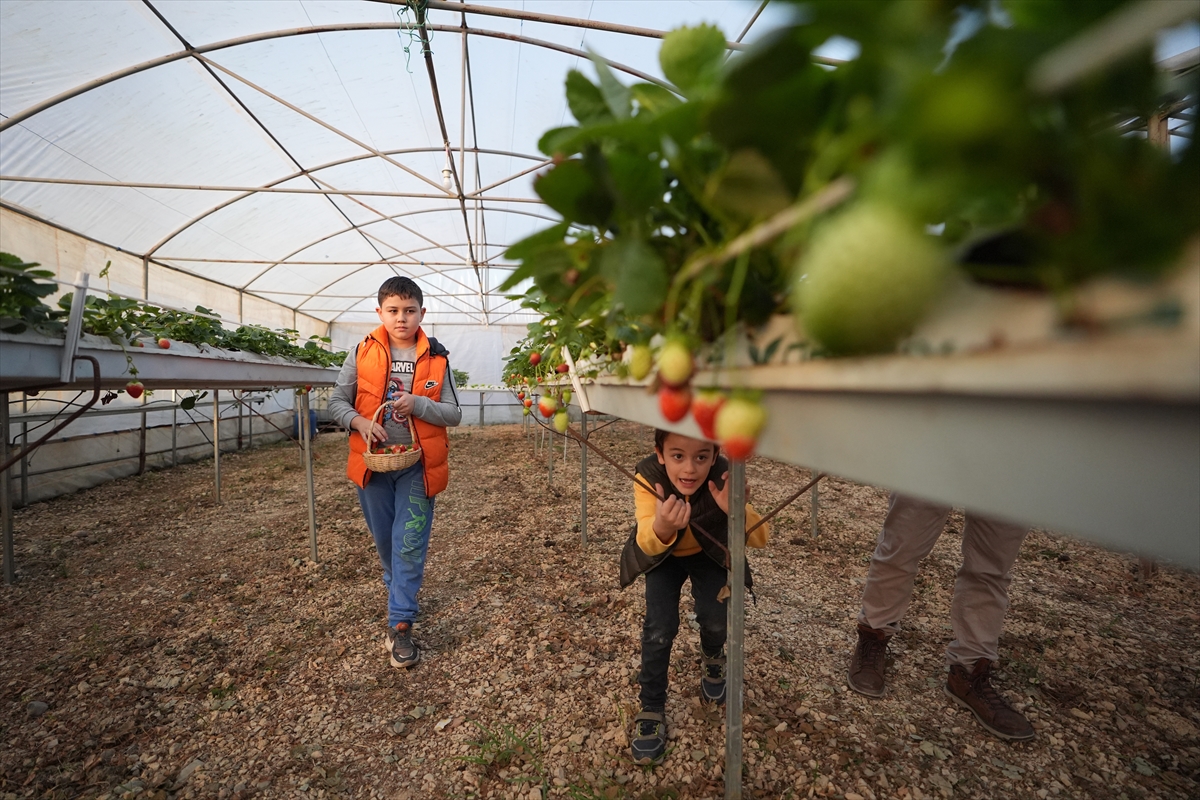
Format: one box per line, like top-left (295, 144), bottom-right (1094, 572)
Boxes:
top-left (555, 363), bottom-right (570, 374)
top-left (523, 398), bottom-right (533, 408)
top-left (690, 390), bottom-right (725, 440)
top-left (538, 396), bottom-right (558, 418)
top-left (517, 391), bottom-right (526, 400)
top-left (658, 385), bottom-right (692, 423)
top-left (157, 338), bottom-right (170, 349)
top-left (529, 352), bottom-right (542, 366)
top-left (715, 398), bottom-right (767, 461)
top-left (125, 381), bottom-right (144, 399)
top-left (657, 339), bottom-right (693, 388)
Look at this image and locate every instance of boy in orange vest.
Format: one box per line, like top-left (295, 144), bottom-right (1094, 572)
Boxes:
top-left (328, 277), bottom-right (462, 668)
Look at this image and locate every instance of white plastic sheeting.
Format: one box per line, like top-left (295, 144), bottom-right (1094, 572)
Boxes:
top-left (1, 0), bottom-right (790, 334)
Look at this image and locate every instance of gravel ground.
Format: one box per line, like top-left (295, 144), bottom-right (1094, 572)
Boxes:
top-left (2, 420), bottom-right (1197, 800)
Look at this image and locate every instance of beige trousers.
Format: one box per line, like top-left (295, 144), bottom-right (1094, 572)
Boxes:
top-left (858, 493), bottom-right (1028, 667)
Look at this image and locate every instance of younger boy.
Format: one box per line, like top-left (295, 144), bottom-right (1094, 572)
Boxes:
top-left (329, 276), bottom-right (462, 668)
top-left (618, 430), bottom-right (769, 765)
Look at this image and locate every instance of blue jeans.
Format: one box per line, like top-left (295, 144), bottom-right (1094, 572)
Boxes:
top-left (356, 462), bottom-right (435, 627)
top-left (639, 552), bottom-right (728, 711)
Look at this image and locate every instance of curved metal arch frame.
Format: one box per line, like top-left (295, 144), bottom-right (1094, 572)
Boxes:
top-left (0, 14), bottom-right (681, 324)
top-left (207, 204), bottom-right (572, 299)
top-left (0, 22), bottom-right (676, 134)
top-left (143, 146), bottom-right (548, 258)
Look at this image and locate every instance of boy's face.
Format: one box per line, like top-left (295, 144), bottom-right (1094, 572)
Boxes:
top-left (656, 433), bottom-right (717, 497)
top-left (376, 294), bottom-right (425, 347)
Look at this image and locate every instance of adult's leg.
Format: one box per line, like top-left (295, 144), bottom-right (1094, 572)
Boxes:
top-left (946, 512), bottom-right (1028, 667)
top-left (639, 558), bottom-right (688, 712)
top-left (858, 494), bottom-right (952, 632)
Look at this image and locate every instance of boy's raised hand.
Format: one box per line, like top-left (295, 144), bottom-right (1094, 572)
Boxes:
top-left (709, 471), bottom-right (731, 513)
top-left (652, 482), bottom-right (691, 543)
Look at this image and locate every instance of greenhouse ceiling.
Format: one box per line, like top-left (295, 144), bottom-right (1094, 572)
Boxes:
top-left (0, 0), bottom-right (803, 328)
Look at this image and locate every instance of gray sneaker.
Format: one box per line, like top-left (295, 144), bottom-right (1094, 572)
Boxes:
top-left (385, 622), bottom-right (420, 669)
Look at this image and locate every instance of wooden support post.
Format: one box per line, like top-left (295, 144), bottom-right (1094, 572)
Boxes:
top-left (725, 459), bottom-right (746, 799)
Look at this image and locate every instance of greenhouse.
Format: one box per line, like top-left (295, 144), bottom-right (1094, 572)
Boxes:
top-left (1, 1), bottom-right (1198, 799)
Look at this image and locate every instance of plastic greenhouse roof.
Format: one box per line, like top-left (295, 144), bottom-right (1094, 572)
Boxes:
top-left (0, 0), bottom-right (795, 329)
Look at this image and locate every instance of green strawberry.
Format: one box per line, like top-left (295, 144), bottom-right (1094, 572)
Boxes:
top-left (795, 203), bottom-right (948, 355)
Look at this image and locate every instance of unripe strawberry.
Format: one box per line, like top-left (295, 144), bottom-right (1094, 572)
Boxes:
top-left (657, 340), bottom-right (693, 388)
top-left (529, 352), bottom-right (542, 366)
top-left (522, 407), bottom-right (531, 416)
top-left (690, 390), bottom-right (725, 441)
top-left (125, 381), bottom-right (144, 399)
top-left (628, 344), bottom-right (652, 381)
top-left (553, 410), bottom-right (569, 433)
top-left (658, 385), bottom-right (692, 423)
top-left (538, 396), bottom-right (558, 418)
top-left (715, 397), bottom-right (766, 461)
top-left (796, 203), bottom-right (948, 355)
top-left (561, 389), bottom-right (572, 405)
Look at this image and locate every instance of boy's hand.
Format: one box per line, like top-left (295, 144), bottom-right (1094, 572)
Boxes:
top-left (709, 471), bottom-right (730, 513)
top-left (652, 482), bottom-right (690, 543)
top-left (351, 415), bottom-right (387, 445)
top-left (391, 392), bottom-right (417, 417)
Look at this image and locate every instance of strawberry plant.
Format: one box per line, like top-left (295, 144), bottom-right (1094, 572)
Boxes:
top-left (0, 253), bottom-right (66, 336)
top-left (503, 3), bottom-right (1196, 370)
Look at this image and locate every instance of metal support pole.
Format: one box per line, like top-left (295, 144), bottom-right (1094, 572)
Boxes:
top-left (725, 459), bottom-right (746, 799)
top-left (138, 404), bottom-right (147, 475)
top-left (2, 394), bottom-right (15, 584)
top-left (580, 413), bottom-right (588, 545)
top-left (212, 390), bottom-right (221, 504)
top-left (811, 477), bottom-right (820, 538)
top-left (171, 391), bottom-right (178, 467)
top-left (478, 391), bottom-right (484, 426)
top-left (19, 396), bottom-right (28, 506)
top-left (237, 390), bottom-right (244, 450)
top-left (247, 393), bottom-right (254, 449)
top-left (547, 416), bottom-right (554, 483)
top-left (301, 392), bottom-right (318, 562)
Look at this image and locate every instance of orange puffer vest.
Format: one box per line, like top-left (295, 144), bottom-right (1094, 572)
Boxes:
top-left (346, 325), bottom-right (450, 496)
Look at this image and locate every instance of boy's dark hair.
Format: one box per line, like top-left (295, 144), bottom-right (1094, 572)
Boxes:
top-left (378, 276), bottom-right (423, 308)
top-left (654, 429), bottom-right (718, 455)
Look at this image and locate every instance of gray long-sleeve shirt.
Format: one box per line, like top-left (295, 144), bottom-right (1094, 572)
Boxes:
top-left (327, 342), bottom-right (462, 447)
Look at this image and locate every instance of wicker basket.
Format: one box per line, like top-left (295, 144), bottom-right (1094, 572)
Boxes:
top-left (360, 401), bottom-right (422, 472)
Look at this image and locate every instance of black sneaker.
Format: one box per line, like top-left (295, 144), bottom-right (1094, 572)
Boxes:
top-left (700, 650), bottom-right (727, 705)
top-left (630, 710), bottom-right (667, 765)
top-left (385, 622), bottom-right (420, 669)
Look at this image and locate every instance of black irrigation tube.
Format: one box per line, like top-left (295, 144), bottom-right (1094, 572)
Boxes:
top-left (0, 357), bottom-right (101, 475)
top-left (523, 399), bottom-right (825, 561)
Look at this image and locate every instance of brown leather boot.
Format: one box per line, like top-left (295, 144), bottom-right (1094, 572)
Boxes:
top-left (945, 659), bottom-right (1034, 741)
top-left (847, 623), bottom-right (889, 697)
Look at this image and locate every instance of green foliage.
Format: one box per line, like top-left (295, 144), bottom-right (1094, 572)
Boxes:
top-left (455, 720), bottom-right (547, 790)
top-left (49, 291), bottom-right (346, 369)
top-left (452, 368), bottom-right (469, 388)
top-left (0, 252), bottom-right (66, 335)
top-left (503, 8), bottom-right (1197, 365)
